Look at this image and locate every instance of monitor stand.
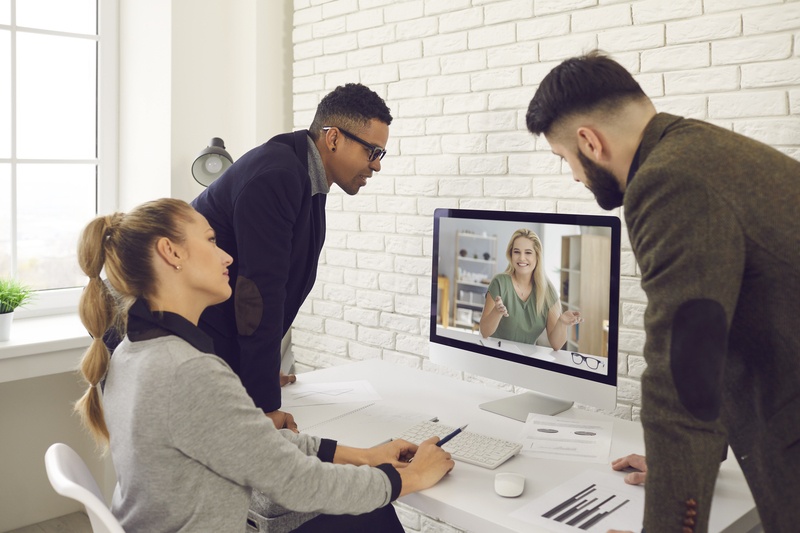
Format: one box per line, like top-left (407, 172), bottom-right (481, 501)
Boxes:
top-left (479, 392), bottom-right (573, 421)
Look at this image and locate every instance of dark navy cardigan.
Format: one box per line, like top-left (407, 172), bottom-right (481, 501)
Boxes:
top-left (192, 130), bottom-right (326, 411)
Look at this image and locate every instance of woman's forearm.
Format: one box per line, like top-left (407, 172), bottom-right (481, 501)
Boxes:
top-left (479, 311), bottom-right (501, 338)
top-left (479, 293), bottom-right (502, 338)
top-left (332, 445), bottom-right (370, 466)
top-left (547, 321), bottom-right (568, 351)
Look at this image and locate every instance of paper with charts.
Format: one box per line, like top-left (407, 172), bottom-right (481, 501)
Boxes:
top-left (519, 414), bottom-right (613, 464)
top-left (510, 470), bottom-right (644, 532)
top-left (281, 380), bottom-right (382, 408)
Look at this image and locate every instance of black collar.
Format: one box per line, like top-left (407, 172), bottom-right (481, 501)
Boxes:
top-left (127, 298), bottom-right (216, 355)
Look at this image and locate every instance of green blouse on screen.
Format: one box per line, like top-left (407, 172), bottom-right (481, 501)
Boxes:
top-left (486, 273), bottom-right (558, 344)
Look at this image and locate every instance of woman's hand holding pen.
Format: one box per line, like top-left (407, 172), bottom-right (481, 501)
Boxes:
top-left (364, 439), bottom-right (420, 468)
top-left (398, 437), bottom-right (455, 497)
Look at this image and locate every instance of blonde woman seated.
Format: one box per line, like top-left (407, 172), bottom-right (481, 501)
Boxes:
top-left (75, 198), bottom-right (453, 533)
top-left (479, 228), bottom-right (582, 350)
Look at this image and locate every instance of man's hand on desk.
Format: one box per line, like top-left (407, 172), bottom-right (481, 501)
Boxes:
top-left (280, 371), bottom-right (297, 386)
top-left (604, 455), bottom-right (647, 533)
top-left (265, 410), bottom-right (298, 433)
top-left (611, 453), bottom-right (648, 485)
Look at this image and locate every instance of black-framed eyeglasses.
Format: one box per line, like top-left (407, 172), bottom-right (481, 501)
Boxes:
top-left (323, 126), bottom-right (386, 162)
top-left (571, 352), bottom-right (605, 370)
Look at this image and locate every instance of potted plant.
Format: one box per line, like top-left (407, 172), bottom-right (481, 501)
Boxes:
top-left (0, 277), bottom-right (34, 341)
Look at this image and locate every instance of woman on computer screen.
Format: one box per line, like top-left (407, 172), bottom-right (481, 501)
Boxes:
top-left (479, 228), bottom-right (582, 350)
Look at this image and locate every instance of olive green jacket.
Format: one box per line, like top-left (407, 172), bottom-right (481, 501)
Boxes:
top-left (624, 113), bottom-right (800, 532)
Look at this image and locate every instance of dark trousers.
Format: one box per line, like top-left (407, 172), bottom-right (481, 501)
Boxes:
top-left (291, 504), bottom-right (404, 533)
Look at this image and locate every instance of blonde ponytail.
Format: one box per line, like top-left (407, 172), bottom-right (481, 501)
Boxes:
top-left (73, 199), bottom-right (195, 446)
top-left (75, 215), bottom-right (120, 446)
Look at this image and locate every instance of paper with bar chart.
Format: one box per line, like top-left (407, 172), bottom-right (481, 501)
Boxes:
top-left (510, 470), bottom-right (644, 532)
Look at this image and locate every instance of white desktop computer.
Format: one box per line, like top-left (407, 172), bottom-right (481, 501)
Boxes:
top-left (429, 208), bottom-right (621, 421)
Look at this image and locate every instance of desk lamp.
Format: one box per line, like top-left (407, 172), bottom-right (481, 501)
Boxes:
top-left (192, 137), bottom-right (233, 186)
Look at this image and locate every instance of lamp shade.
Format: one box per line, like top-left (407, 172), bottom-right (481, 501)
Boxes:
top-left (192, 137), bottom-right (233, 187)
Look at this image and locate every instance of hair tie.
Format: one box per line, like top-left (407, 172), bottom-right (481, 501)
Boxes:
top-left (91, 370), bottom-right (109, 389)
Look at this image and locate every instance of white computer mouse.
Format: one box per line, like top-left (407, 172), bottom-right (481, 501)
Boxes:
top-left (494, 472), bottom-right (525, 498)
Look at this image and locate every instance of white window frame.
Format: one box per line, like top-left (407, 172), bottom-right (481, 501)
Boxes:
top-left (5, 0), bottom-right (118, 319)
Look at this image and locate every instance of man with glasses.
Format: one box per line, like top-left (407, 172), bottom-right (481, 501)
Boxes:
top-left (192, 83), bottom-right (392, 432)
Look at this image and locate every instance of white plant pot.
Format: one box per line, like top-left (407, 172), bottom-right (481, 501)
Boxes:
top-left (0, 311), bottom-right (13, 342)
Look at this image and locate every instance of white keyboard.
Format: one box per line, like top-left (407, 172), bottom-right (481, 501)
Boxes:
top-left (394, 420), bottom-right (522, 470)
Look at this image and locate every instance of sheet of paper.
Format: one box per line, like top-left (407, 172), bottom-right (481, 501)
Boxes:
top-left (510, 470), bottom-right (644, 532)
top-left (518, 414), bottom-right (613, 464)
top-left (281, 380), bottom-right (382, 408)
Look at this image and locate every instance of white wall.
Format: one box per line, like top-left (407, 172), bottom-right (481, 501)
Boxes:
top-left (288, 0), bottom-right (800, 440)
top-left (118, 0), bottom-right (292, 210)
top-left (0, 3), bottom-right (293, 530)
top-left (0, 372), bottom-right (106, 531)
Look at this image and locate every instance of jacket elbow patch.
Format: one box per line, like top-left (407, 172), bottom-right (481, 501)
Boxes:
top-left (234, 276), bottom-right (263, 336)
top-left (669, 299), bottom-right (728, 422)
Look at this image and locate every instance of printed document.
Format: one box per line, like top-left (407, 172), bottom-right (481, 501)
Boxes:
top-left (510, 470), bottom-right (644, 532)
top-left (519, 414), bottom-right (613, 464)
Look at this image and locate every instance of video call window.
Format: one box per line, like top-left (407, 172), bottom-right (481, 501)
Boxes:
top-left (434, 216), bottom-right (614, 378)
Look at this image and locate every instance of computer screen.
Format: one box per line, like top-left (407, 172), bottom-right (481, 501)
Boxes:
top-left (430, 208), bottom-right (620, 420)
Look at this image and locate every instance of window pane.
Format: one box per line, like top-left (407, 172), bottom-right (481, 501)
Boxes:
top-left (0, 30), bottom-right (9, 159)
top-left (17, 32), bottom-right (96, 159)
top-left (17, 0), bottom-right (96, 35)
top-left (0, 0), bottom-right (8, 26)
top-left (0, 164), bottom-right (9, 278)
top-left (17, 163), bottom-right (95, 290)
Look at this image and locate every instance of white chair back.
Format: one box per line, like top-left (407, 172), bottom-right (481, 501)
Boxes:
top-left (44, 443), bottom-right (124, 533)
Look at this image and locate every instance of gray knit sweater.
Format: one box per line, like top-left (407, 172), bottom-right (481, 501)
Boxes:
top-left (103, 300), bottom-right (399, 532)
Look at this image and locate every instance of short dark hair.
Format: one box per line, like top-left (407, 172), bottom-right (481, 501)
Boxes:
top-left (309, 83), bottom-right (392, 139)
top-left (526, 50), bottom-right (646, 136)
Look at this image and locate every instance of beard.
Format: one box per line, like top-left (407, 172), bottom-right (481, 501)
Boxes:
top-left (577, 151), bottom-right (624, 210)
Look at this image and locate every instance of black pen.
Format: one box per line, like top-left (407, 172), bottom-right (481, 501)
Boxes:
top-left (437, 424), bottom-right (469, 447)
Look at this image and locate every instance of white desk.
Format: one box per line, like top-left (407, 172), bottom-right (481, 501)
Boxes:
top-left (288, 359), bottom-right (759, 533)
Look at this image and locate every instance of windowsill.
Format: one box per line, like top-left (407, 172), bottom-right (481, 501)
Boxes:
top-left (0, 313), bottom-right (91, 384)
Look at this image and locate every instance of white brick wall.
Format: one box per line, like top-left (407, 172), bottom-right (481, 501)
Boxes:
top-left (291, 2), bottom-right (800, 530)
